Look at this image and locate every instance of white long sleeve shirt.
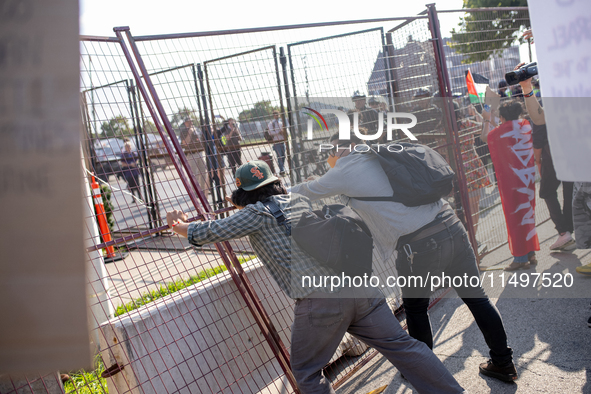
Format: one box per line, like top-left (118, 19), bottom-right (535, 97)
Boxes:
top-left (291, 152), bottom-right (442, 262)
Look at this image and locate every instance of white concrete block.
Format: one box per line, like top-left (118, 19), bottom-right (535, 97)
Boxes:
top-left (98, 259), bottom-right (368, 393)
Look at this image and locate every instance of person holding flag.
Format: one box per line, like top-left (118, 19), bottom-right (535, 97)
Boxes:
top-left (481, 100), bottom-right (540, 270)
top-left (465, 69), bottom-right (489, 105)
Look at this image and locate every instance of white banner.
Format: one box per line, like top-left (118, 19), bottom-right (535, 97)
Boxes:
top-left (0, 0), bottom-right (91, 373)
top-left (528, 0), bottom-right (591, 181)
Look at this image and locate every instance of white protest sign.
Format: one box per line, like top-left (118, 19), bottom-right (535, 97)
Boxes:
top-left (528, 0), bottom-right (591, 181)
top-left (0, 0), bottom-right (91, 373)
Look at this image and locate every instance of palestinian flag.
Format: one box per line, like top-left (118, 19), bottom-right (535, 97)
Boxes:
top-left (465, 69), bottom-right (489, 104)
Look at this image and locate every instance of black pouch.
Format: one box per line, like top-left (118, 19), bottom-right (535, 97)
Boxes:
top-left (292, 204), bottom-right (373, 277)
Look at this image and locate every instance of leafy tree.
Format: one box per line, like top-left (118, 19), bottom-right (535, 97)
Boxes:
top-left (450, 0), bottom-right (529, 63)
top-left (100, 115), bottom-right (133, 138)
top-left (238, 100), bottom-right (280, 122)
top-left (142, 120), bottom-right (158, 134)
top-left (170, 107), bottom-right (200, 130)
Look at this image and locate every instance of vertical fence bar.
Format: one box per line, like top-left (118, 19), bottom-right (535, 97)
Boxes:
top-left (380, 32), bottom-right (394, 114)
top-left (425, 8), bottom-right (462, 222)
top-left (197, 64), bottom-right (223, 210)
top-left (128, 79), bottom-right (161, 229)
top-left (202, 63), bottom-right (226, 210)
top-left (191, 65), bottom-right (206, 129)
top-left (273, 46), bottom-right (292, 177)
top-left (115, 27), bottom-right (299, 391)
top-left (126, 79), bottom-right (149, 224)
top-left (426, 4), bottom-right (479, 260)
top-left (384, 33), bottom-right (400, 114)
top-left (192, 63), bottom-right (220, 212)
top-left (280, 46), bottom-right (301, 183)
top-left (287, 45), bottom-right (306, 178)
top-left (80, 92), bottom-right (99, 176)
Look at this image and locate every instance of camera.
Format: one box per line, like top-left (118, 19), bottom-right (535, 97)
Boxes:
top-left (505, 62), bottom-right (538, 85)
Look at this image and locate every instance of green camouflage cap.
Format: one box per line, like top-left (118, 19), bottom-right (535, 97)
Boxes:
top-left (235, 160), bottom-right (279, 191)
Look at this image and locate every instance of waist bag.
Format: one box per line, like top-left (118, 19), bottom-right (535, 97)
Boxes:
top-left (262, 200), bottom-right (373, 277)
top-left (352, 143), bottom-right (455, 207)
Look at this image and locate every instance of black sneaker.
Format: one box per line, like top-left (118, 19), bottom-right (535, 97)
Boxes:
top-left (587, 316), bottom-right (591, 328)
top-left (479, 360), bottom-right (518, 382)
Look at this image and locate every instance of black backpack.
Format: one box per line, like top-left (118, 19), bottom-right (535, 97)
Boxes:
top-left (353, 143), bottom-right (454, 207)
top-left (262, 199), bottom-right (373, 277)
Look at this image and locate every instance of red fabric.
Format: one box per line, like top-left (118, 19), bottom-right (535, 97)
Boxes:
top-left (488, 119), bottom-right (540, 256)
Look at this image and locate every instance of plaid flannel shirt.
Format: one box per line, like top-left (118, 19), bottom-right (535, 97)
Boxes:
top-left (187, 194), bottom-right (337, 299)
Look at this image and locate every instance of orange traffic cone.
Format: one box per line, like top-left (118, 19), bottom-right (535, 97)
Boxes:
top-left (91, 176), bottom-right (116, 259)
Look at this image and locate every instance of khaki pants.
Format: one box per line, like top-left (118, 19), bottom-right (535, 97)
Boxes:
top-left (185, 151), bottom-right (210, 202)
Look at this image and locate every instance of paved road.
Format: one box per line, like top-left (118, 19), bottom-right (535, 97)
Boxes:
top-left (103, 142), bottom-right (299, 235)
top-left (336, 218), bottom-right (591, 394)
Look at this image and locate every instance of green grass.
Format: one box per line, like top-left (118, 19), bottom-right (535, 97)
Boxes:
top-left (114, 255), bottom-right (255, 317)
top-left (64, 355), bottom-right (108, 394)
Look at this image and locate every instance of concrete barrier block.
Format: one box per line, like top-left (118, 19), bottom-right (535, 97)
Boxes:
top-left (98, 259), bottom-right (369, 393)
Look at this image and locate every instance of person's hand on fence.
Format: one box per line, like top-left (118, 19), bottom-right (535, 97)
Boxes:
top-left (167, 209), bottom-right (190, 237)
top-left (522, 29), bottom-right (534, 43)
top-left (167, 209), bottom-right (188, 227)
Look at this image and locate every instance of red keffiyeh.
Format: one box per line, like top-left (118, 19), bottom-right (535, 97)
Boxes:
top-left (488, 119), bottom-right (540, 256)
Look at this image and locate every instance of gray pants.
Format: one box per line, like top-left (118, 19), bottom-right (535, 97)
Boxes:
top-left (290, 288), bottom-right (465, 394)
top-left (573, 181), bottom-right (591, 249)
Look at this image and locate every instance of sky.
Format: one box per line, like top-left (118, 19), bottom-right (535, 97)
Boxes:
top-left (79, 0), bottom-right (467, 38)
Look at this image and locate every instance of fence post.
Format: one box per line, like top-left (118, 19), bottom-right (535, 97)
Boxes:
top-left (273, 46), bottom-right (292, 177)
top-left (127, 79), bottom-right (160, 229)
top-left (191, 65), bottom-right (206, 128)
top-left (280, 46), bottom-right (301, 183)
top-left (426, 4), bottom-right (479, 263)
top-left (287, 45), bottom-right (306, 176)
top-left (191, 64), bottom-right (220, 210)
top-left (200, 63), bottom-right (225, 210)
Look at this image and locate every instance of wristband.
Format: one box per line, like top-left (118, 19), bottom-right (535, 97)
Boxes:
top-left (524, 90), bottom-right (534, 98)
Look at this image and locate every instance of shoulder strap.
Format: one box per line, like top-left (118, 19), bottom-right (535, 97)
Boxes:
top-left (262, 198), bottom-right (292, 236)
top-left (351, 196), bottom-right (396, 202)
top-left (349, 146), bottom-right (395, 202)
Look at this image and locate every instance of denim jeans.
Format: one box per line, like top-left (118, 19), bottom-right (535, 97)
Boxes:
top-left (513, 251), bottom-right (535, 263)
top-left (273, 142), bottom-right (286, 172)
top-left (396, 210), bottom-right (514, 367)
top-left (290, 287), bottom-right (465, 394)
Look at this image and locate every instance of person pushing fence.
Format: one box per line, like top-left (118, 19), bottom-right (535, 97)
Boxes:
top-left (166, 160), bottom-right (465, 394)
top-left (291, 133), bottom-right (520, 383)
